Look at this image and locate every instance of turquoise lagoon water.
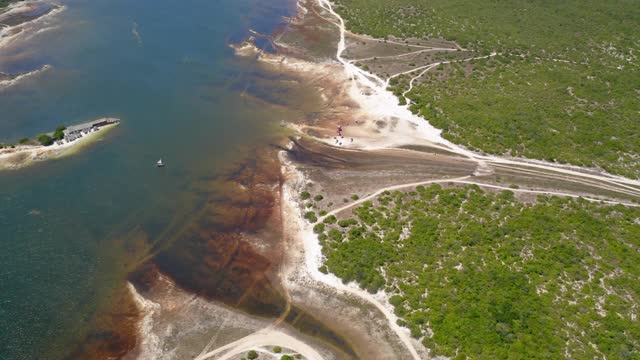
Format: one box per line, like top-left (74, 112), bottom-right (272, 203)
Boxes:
top-left (0, 0), bottom-right (309, 357)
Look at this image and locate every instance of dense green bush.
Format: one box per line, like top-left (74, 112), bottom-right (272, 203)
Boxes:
top-left (52, 125), bottom-right (66, 140)
top-left (37, 134), bottom-right (53, 146)
top-left (304, 211), bottom-right (317, 223)
top-left (337, 218), bottom-right (358, 228)
top-left (323, 215), bottom-right (337, 224)
top-left (300, 191), bottom-right (311, 200)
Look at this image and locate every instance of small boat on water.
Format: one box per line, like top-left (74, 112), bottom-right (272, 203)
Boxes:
top-left (156, 158), bottom-right (165, 167)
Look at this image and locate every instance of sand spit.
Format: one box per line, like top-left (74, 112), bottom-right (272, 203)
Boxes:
top-left (0, 0), bottom-right (64, 87)
top-left (0, 0), bottom-right (64, 48)
top-left (0, 63), bottom-right (50, 89)
top-left (0, 122), bottom-right (118, 171)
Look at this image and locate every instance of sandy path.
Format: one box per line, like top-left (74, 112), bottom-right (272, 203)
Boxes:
top-left (322, 176), bottom-right (640, 224)
top-left (347, 47), bottom-right (458, 63)
top-left (321, 175), bottom-right (470, 220)
top-left (454, 181), bottom-right (640, 207)
top-left (490, 162), bottom-right (640, 198)
top-left (485, 158), bottom-right (640, 191)
top-left (387, 52), bottom-right (497, 87)
top-left (401, 64), bottom-right (437, 100)
top-left (194, 329), bottom-right (325, 360)
top-left (344, 30), bottom-right (435, 49)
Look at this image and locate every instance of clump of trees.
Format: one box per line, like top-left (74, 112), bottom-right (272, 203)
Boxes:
top-left (38, 134), bottom-right (53, 146)
top-left (33, 125), bottom-right (67, 146)
top-left (304, 211), bottom-right (317, 223)
top-left (52, 126), bottom-right (66, 140)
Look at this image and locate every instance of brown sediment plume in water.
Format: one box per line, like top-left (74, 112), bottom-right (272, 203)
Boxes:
top-left (63, 286), bottom-right (140, 360)
top-left (123, 145), bottom-right (358, 357)
top-left (147, 147), bottom-right (288, 317)
top-left (62, 147), bottom-right (288, 359)
top-left (60, 229), bottom-right (155, 360)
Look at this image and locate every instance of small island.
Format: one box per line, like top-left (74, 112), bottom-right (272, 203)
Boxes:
top-left (0, 118), bottom-right (120, 170)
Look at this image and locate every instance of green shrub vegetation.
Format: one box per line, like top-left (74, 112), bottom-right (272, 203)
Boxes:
top-left (323, 215), bottom-right (337, 224)
top-left (351, 194), bottom-right (359, 200)
top-left (301, 191), bottom-right (311, 200)
top-left (337, 218), bottom-right (358, 228)
top-left (19, 137), bottom-right (29, 144)
top-left (333, 0), bottom-right (640, 178)
top-left (314, 194), bottom-right (324, 201)
top-left (321, 184), bottom-right (640, 359)
top-left (273, 345), bottom-right (282, 353)
top-left (280, 355), bottom-right (294, 360)
top-left (304, 211), bottom-right (318, 223)
top-left (37, 134), bottom-right (53, 146)
top-left (247, 350), bottom-right (258, 359)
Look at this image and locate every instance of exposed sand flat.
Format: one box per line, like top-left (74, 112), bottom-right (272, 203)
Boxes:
top-left (0, 63), bottom-right (51, 89)
top-left (127, 274), bottom-right (342, 360)
top-left (0, 0), bottom-right (64, 48)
